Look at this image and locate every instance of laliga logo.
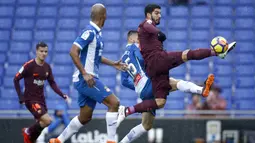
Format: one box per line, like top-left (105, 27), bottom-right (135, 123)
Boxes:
top-left (71, 130), bottom-right (118, 143)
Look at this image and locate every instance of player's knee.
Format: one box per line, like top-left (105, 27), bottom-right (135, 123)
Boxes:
top-left (155, 99), bottom-right (166, 108)
top-left (78, 115), bottom-right (92, 125)
top-left (109, 100), bottom-right (120, 111)
top-left (142, 122), bottom-right (153, 131)
top-left (41, 118), bottom-right (52, 127)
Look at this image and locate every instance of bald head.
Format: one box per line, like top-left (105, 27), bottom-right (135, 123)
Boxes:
top-left (90, 3), bottom-right (106, 25)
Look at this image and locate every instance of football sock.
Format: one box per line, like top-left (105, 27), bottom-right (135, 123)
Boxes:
top-left (187, 48), bottom-right (216, 60)
top-left (58, 116), bottom-right (83, 143)
top-left (177, 80), bottom-right (203, 94)
top-left (106, 112), bottom-right (118, 141)
top-left (120, 124), bottom-right (147, 143)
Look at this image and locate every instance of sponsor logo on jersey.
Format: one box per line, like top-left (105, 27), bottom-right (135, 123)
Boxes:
top-left (33, 79), bottom-right (44, 86)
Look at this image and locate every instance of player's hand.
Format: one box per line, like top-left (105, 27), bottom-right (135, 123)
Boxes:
top-left (83, 74), bottom-right (95, 87)
top-left (113, 60), bottom-right (128, 72)
top-left (158, 31), bottom-right (166, 42)
top-left (63, 95), bottom-right (72, 107)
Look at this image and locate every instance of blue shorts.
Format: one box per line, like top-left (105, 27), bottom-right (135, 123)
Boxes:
top-left (139, 79), bottom-right (156, 116)
top-left (74, 78), bottom-right (113, 110)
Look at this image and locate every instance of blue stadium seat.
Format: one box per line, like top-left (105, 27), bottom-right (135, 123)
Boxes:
top-left (103, 42), bottom-right (119, 53)
top-left (56, 30), bottom-right (77, 41)
top-left (213, 53), bottom-right (233, 65)
top-left (235, 53), bottom-right (254, 64)
top-left (18, 0), bottom-right (37, 4)
top-left (168, 91), bottom-right (185, 99)
top-left (40, 0), bottom-right (59, 5)
top-left (0, 53), bottom-right (6, 64)
top-left (8, 53), bottom-right (29, 65)
top-left (126, 0), bottom-right (166, 5)
top-left (191, 0), bottom-right (211, 4)
top-left (58, 18), bottom-right (79, 29)
top-left (59, 6), bottom-right (79, 17)
top-left (236, 100), bottom-right (255, 110)
top-left (0, 18), bottom-right (12, 29)
top-left (54, 77), bottom-right (71, 88)
top-left (16, 6), bottom-right (36, 17)
top-left (189, 56), bottom-right (210, 65)
top-left (81, 0), bottom-right (103, 5)
top-left (214, 65), bottom-right (232, 76)
top-left (169, 6), bottom-right (188, 17)
top-left (214, 76), bottom-right (233, 88)
top-left (100, 77), bottom-right (116, 89)
top-left (236, 77), bottom-right (255, 88)
top-left (107, 6), bottom-right (123, 17)
top-left (103, 53), bottom-right (119, 61)
top-left (0, 100), bottom-right (20, 109)
top-left (69, 88), bottom-right (79, 99)
top-left (12, 30), bottom-right (32, 41)
top-left (46, 87), bottom-right (69, 99)
top-left (52, 65), bottom-right (73, 76)
top-left (36, 19), bottom-right (56, 29)
top-left (235, 30), bottom-right (254, 41)
top-left (191, 18), bottom-right (210, 29)
top-left (190, 41), bottom-right (209, 50)
top-left (79, 19), bottom-right (90, 28)
top-left (103, 31), bottom-right (120, 41)
top-left (236, 6), bottom-right (254, 17)
top-left (1, 88), bottom-right (18, 99)
top-left (60, 0), bottom-right (80, 5)
top-left (3, 77), bottom-right (15, 88)
top-left (38, 6), bottom-right (57, 17)
top-left (235, 0), bottom-right (254, 4)
top-left (118, 89), bottom-right (137, 100)
top-left (81, 6), bottom-right (92, 17)
top-left (214, 0), bottom-right (233, 4)
top-left (235, 42), bottom-right (254, 52)
top-left (214, 30), bottom-right (233, 41)
top-left (170, 65), bottom-right (186, 76)
top-left (0, 42), bottom-right (8, 52)
top-left (125, 7), bottom-right (144, 17)
top-left (167, 41), bottom-right (187, 51)
top-left (10, 42), bottom-right (31, 52)
top-left (168, 18), bottom-right (188, 29)
top-left (168, 30), bottom-right (187, 40)
top-left (190, 65), bottom-right (210, 76)
top-left (190, 76), bottom-right (208, 83)
top-left (120, 99), bottom-right (137, 107)
top-left (214, 18), bottom-right (232, 29)
top-left (221, 88), bottom-right (232, 100)
top-left (46, 99), bottom-right (66, 110)
top-left (68, 99), bottom-right (80, 109)
top-left (165, 100), bottom-right (184, 110)
top-left (124, 19), bottom-right (140, 29)
top-left (5, 65), bottom-right (21, 77)
top-left (52, 53), bottom-right (72, 65)
top-left (14, 18), bottom-right (34, 29)
top-left (235, 18), bottom-right (253, 29)
top-left (104, 0), bottom-right (123, 5)
top-left (99, 65), bottom-right (117, 76)
top-left (0, 6), bottom-right (14, 16)
top-left (234, 88), bottom-right (255, 99)
top-left (55, 42), bottom-right (71, 53)
top-left (0, 66), bottom-right (4, 77)
top-left (214, 6), bottom-right (232, 17)
top-left (34, 31), bottom-right (54, 41)
top-left (190, 30), bottom-right (210, 41)
top-left (235, 65), bottom-right (254, 76)
top-left (0, 30), bottom-right (10, 41)
top-left (191, 6), bottom-right (210, 17)
top-left (0, 0), bottom-right (15, 4)
top-left (104, 19), bottom-right (122, 29)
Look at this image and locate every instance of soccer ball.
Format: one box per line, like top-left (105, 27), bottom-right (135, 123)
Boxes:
top-left (210, 36), bottom-right (228, 54)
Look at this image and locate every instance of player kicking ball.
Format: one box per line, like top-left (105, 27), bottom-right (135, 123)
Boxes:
top-left (117, 30), bottom-right (216, 143)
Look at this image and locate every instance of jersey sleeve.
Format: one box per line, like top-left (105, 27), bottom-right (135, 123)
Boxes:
top-left (121, 71), bottom-right (135, 90)
top-left (73, 30), bottom-right (94, 50)
top-left (143, 20), bottom-right (159, 34)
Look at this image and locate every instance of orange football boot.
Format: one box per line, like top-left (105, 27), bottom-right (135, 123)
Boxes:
top-left (49, 138), bottom-right (61, 143)
top-left (22, 128), bottom-right (33, 143)
top-left (202, 74), bottom-right (215, 97)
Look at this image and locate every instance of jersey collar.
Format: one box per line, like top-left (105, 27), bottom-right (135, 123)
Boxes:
top-left (90, 21), bottom-right (101, 32)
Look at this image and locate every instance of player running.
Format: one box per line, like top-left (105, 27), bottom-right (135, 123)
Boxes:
top-left (117, 30), bottom-right (214, 143)
top-left (118, 4), bottom-right (236, 119)
top-left (49, 3), bottom-right (127, 143)
top-left (13, 42), bottom-right (70, 143)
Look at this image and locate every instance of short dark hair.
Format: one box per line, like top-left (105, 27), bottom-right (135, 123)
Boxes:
top-left (144, 4), bottom-right (161, 17)
top-left (36, 41), bottom-right (48, 50)
top-left (127, 30), bottom-right (138, 38)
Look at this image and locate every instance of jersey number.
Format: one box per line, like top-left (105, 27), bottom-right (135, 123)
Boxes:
top-left (124, 57), bottom-right (137, 77)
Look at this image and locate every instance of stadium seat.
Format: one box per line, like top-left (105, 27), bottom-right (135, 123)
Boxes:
top-left (60, 0), bottom-right (80, 5)
top-left (168, 30), bottom-right (188, 41)
top-left (235, 65), bottom-right (254, 76)
top-left (99, 65), bottom-right (117, 76)
top-left (235, 53), bottom-right (254, 64)
top-left (235, 0), bottom-right (254, 4)
top-left (0, 53), bottom-right (6, 64)
top-left (0, 6), bottom-right (14, 16)
top-left (191, 18), bottom-right (210, 29)
top-left (214, 65), bottom-right (232, 76)
top-left (46, 87), bottom-right (69, 99)
top-left (100, 77), bottom-right (116, 89)
top-left (103, 42), bottom-right (119, 53)
top-left (235, 42), bottom-right (254, 52)
top-left (40, 0), bottom-right (59, 5)
top-left (124, 19), bottom-right (141, 29)
top-left (190, 30), bottom-right (210, 41)
top-left (81, 0), bottom-right (103, 5)
top-left (104, 19), bottom-right (122, 29)
top-left (0, 0), bottom-right (15, 4)
top-left (12, 30), bottom-right (32, 41)
top-left (170, 65), bottom-right (186, 76)
top-left (213, 53), bottom-right (233, 65)
top-left (0, 66), bottom-right (4, 77)
top-left (38, 6), bottom-right (58, 17)
top-left (126, 0), bottom-right (166, 5)
top-left (214, 18), bottom-right (232, 29)
top-left (46, 99), bottom-right (66, 110)
top-left (10, 42), bottom-right (31, 53)
top-left (120, 99), bottom-right (137, 107)
top-left (58, 18), bottom-right (79, 29)
top-left (0, 100), bottom-right (20, 109)
top-left (165, 100), bottom-right (185, 110)
top-left (118, 89), bottom-right (137, 100)
top-left (34, 30), bottom-right (54, 41)
top-left (189, 57), bottom-right (210, 64)
top-left (103, 31), bottom-right (121, 41)
top-left (236, 100), bottom-right (255, 110)
top-left (1, 88), bottom-right (18, 99)
top-left (69, 88), bottom-right (79, 99)
top-left (125, 6), bottom-right (144, 17)
top-left (0, 30), bottom-right (10, 41)
top-left (168, 91), bottom-right (186, 100)
top-left (107, 6), bottom-right (123, 17)
top-left (3, 77), bottom-right (15, 88)
top-left (8, 53), bottom-right (29, 65)
top-left (167, 41), bottom-right (188, 51)
top-left (56, 30), bottom-right (77, 41)
top-left (234, 88), bottom-right (255, 100)
top-left (236, 77), bottom-right (255, 88)
top-left (214, 76), bottom-right (233, 88)
top-left (0, 42), bottom-right (8, 52)
top-left (54, 77), bottom-right (71, 88)
top-left (79, 19), bottom-right (90, 29)
top-left (235, 18), bottom-right (254, 29)
top-left (104, 0), bottom-right (122, 5)
top-left (18, 0), bottom-right (37, 4)
top-left (214, 6), bottom-right (232, 17)
top-left (81, 6), bottom-right (92, 17)
top-left (14, 18), bottom-right (34, 29)
top-left (236, 6), bottom-right (254, 17)
top-left (213, 0), bottom-right (233, 4)
top-left (68, 99), bottom-right (80, 109)
top-left (16, 6), bottom-right (36, 17)
top-left (191, 6), bottom-right (210, 17)
top-left (52, 53), bottom-right (72, 65)
top-left (221, 88), bottom-right (232, 100)
top-left (59, 6), bottom-right (79, 17)
top-left (52, 65), bottom-right (73, 76)
top-left (0, 18), bottom-right (12, 29)
top-left (168, 18), bottom-right (188, 29)
top-left (189, 41), bottom-right (209, 50)
top-left (190, 65), bottom-right (210, 76)
top-left (5, 65), bottom-right (20, 77)
top-left (169, 6), bottom-right (188, 17)
top-left (235, 30), bottom-right (254, 41)
top-left (55, 42), bottom-right (71, 53)
top-left (102, 53), bottom-right (119, 61)
top-left (36, 19), bottom-right (56, 29)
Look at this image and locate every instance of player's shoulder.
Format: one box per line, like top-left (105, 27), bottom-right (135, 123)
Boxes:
top-left (80, 26), bottom-right (95, 40)
top-left (23, 59), bottom-right (35, 68)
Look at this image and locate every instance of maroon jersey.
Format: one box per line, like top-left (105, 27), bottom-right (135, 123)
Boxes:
top-left (14, 59), bottom-right (65, 103)
top-left (138, 19), bottom-right (164, 62)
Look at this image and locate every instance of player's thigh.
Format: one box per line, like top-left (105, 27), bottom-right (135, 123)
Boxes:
top-left (25, 101), bottom-right (48, 120)
top-left (142, 112), bottom-right (155, 131)
top-left (166, 51), bottom-right (185, 69)
top-left (169, 77), bottom-right (181, 92)
top-left (151, 75), bottom-right (171, 99)
top-left (79, 105), bottom-right (94, 124)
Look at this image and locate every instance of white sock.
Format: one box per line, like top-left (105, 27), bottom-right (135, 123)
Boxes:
top-left (120, 124), bottom-right (147, 143)
top-left (106, 112), bottom-right (118, 142)
top-left (36, 127), bottom-right (48, 142)
top-left (177, 80), bottom-right (203, 94)
top-left (57, 116), bottom-right (83, 143)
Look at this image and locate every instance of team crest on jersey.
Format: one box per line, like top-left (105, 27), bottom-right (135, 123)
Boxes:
top-left (104, 86), bottom-right (111, 92)
top-left (46, 72), bottom-right (49, 77)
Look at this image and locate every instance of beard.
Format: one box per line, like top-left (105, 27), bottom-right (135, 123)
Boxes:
top-left (152, 16), bottom-right (160, 25)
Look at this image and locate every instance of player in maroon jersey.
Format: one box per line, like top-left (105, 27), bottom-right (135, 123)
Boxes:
top-left (122, 4), bottom-right (236, 116)
top-left (13, 42), bottom-right (70, 143)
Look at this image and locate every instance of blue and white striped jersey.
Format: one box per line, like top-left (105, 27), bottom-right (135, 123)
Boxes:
top-left (72, 21), bottom-right (104, 82)
top-left (121, 43), bottom-right (149, 96)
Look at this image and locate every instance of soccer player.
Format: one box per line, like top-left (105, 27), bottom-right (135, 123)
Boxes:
top-left (118, 4), bottom-right (236, 119)
top-left (118, 30), bottom-right (214, 143)
top-left (49, 3), bottom-right (127, 143)
top-left (13, 42), bottom-right (70, 143)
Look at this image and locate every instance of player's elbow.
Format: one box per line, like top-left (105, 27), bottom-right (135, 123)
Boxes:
top-left (155, 99), bottom-right (166, 109)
